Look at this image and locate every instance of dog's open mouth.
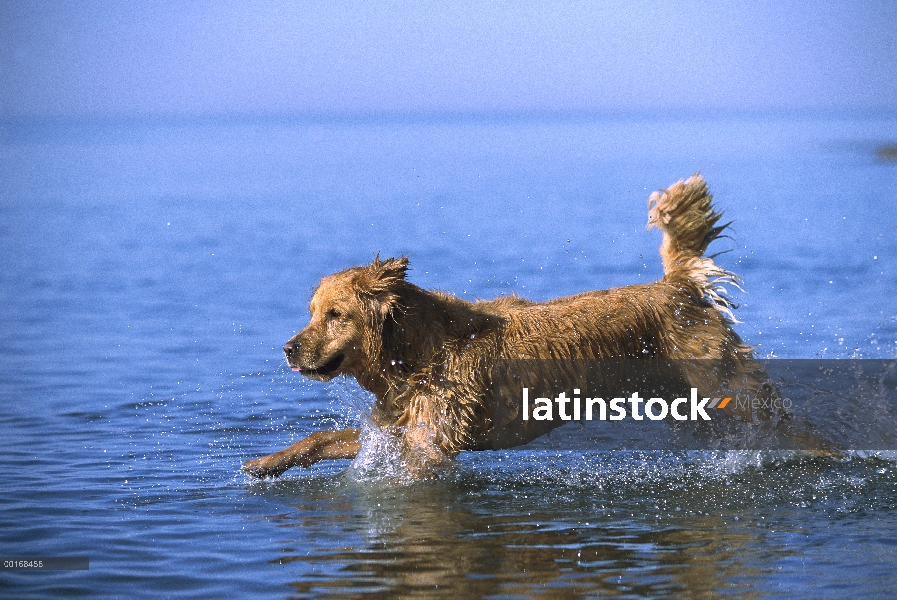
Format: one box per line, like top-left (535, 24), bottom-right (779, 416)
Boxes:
top-left (294, 353), bottom-right (345, 376)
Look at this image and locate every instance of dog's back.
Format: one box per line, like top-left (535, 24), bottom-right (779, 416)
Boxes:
top-left (480, 174), bottom-right (751, 362)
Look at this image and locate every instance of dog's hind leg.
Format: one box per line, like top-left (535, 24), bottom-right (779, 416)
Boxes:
top-left (242, 428), bottom-right (361, 478)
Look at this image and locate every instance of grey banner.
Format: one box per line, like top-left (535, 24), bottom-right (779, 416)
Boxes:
top-left (491, 360), bottom-right (897, 450)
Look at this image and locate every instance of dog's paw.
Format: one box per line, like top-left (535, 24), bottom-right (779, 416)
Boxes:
top-left (242, 455), bottom-right (289, 479)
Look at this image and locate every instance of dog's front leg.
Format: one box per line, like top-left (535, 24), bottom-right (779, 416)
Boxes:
top-left (242, 428), bottom-right (361, 478)
top-left (399, 423), bottom-right (453, 477)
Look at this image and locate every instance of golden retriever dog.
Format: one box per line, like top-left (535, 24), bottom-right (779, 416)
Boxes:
top-left (243, 174), bottom-right (758, 478)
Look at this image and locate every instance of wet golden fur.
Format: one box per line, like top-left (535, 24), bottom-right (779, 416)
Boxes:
top-left (243, 174), bottom-right (755, 478)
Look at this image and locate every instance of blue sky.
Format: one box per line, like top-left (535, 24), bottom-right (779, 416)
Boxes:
top-left (2, 1), bottom-right (896, 118)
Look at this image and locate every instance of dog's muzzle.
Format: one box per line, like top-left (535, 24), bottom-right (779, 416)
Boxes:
top-left (284, 339), bottom-right (345, 376)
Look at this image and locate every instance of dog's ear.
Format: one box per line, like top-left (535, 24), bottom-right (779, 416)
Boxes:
top-left (356, 256), bottom-right (408, 361)
top-left (355, 255), bottom-right (408, 317)
top-left (367, 255), bottom-right (408, 293)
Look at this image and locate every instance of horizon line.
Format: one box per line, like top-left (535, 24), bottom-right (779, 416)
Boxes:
top-left (3, 106), bottom-right (897, 128)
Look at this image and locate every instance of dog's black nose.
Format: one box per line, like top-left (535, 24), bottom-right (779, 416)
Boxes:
top-left (284, 341), bottom-right (297, 354)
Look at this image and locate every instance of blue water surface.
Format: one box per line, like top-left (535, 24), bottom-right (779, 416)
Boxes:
top-left (1, 113), bottom-right (896, 598)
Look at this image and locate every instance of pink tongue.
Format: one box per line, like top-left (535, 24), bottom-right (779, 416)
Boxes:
top-left (291, 367), bottom-right (301, 372)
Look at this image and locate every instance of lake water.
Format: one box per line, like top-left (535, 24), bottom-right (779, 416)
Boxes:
top-left (1, 112), bottom-right (896, 598)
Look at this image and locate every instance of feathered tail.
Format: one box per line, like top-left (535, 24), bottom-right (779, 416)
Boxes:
top-left (647, 174), bottom-right (741, 322)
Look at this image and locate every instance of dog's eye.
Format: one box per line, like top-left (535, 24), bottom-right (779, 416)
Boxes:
top-left (326, 309), bottom-right (342, 319)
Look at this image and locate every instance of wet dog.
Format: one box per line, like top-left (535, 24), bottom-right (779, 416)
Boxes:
top-left (243, 174), bottom-right (758, 478)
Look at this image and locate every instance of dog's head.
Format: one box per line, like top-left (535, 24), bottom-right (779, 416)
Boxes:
top-left (284, 256), bottom-right (408, 381)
